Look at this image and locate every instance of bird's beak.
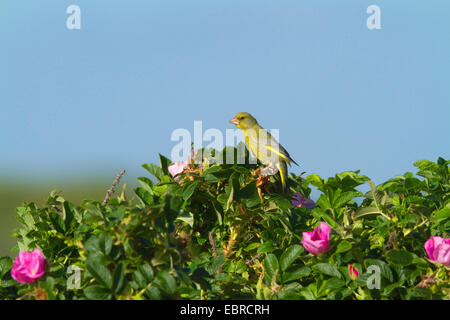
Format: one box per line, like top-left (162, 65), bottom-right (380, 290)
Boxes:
top-left (229, 117), bottom-right (240, 125)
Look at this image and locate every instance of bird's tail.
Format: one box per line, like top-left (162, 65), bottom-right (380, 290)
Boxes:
top-left (277, 161), bottom-right (289, 193)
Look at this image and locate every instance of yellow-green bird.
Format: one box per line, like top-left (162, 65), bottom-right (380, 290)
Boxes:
top-left (229, 112), bottom-right (298, 192)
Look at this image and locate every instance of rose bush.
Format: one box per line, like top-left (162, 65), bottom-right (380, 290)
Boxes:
top-left (0, 148), bottom-right (448, 300)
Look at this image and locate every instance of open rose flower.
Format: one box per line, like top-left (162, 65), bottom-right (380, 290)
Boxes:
top-left (11, 249), bottom-right (48, 284)
top-left (348, 264), bottom-right (359, 280)
top-left (301, 222), bottom-right (330, 255)
top-left (424, 236), bottom-right (450, 267)
top-left (291, 193), bottom-right (315, 210)
top-left (168, 160), bottom-right (188, 181)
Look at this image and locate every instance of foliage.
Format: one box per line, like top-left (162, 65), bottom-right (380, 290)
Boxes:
top-left (0, 149), bottom-right (448, 300)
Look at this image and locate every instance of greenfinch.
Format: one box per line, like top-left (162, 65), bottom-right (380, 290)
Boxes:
top-left (229, 112), bottom-right (298, 192)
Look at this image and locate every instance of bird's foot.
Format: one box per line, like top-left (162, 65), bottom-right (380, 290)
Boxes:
top-left (261, 165), bottom-right (278, 176)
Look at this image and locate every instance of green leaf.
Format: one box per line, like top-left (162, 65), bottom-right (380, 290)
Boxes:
top-left (264, 254), bottom-right (279, 283)
top-left (280, 245), bottom-right (304, 271)
top-left (86, 258), bottom-right (113, 290)
top-left (137, 177), bottom-right (155, 193)
top-left (84, 285), bottom-right (113, 300)
top-left (282, 266), bottom-right (311, 283)
top-left (306, 174), bottom-right (324, 187)
top-left (408, 287), bottom-right (432, 299)
top-left (209, 254), bottom-right (224, 275)
top-left (137, 264), bottom-right (154, 282)
top-left (157, 271), bottom-right (176, 295)
top-left (431, 208), bottom-right (450, 223)
top-left (202, 165), bottom-right (223, 176)
top-left (336, 240), bottom-right (352, 254)
top-left (142, 163), bottom-right (165, 181)
top-left (176, 211), bottom-right (194, 227)
top-left (299, 286), bottom-right (316, 300)
top-left (316, 192), bottom-right (333, 210)
top-left (257, 241), bottom-right (275, 254)
top-left (244, 242), bottom-right (260, 252)
top-left (83, 233), bottom-right (112, 256)
top-left (354, 206), bottom-right (383, 219)
top-left (312, 263), bottom-right (342, 279)
top-left (112, 264), bottom-right (125, 294)
top-left (0, 279), bottom-right (17, 288)
top-left (312, 209), bottom-right (339, 228)
top-left (272, 196), bottom-right (293, 211)
top-left (133, 270), bottom-right (147, 288)
top-left (49, 211), bottom-right (65, 234)
top-left (84, 233), bottom-right (112, 256)
top-left (323, 278), bottom-right (345, 290)
top-left (212, 201), bottom-right (223, 225)
top-left (191, 268), bottom-right (212, 291)
top-left (384, 281), bottom-right (403, 295)
top-left (226, 174), bottom-right (240, 210)
top-left (63, 201), bottom-right (75, 231)
top-left (146, 286), bottom-right (162, 300)
top-left (159, 153), bottom-right (172, 175)
top-left (404, 177), bottom-right (423, 191)
top-left (332, 191), bottom-right (362, 208)
top-left (364, 259), bottom-right (394, 282)
top-left (367, 180), bottom-right (391, 212)
top-left (182, 181), bottom-right (201, 200)
top-left (0, 257), bottom-right (13, 278)
top-left (99, 233), bottom-right (113, 256)
top-left (40, 276), bottom-right (56, 300)
top-left (413, 160), bottom-right (438, 172)
top-left (217, 193), bottom-right (228, 204)
top-left (386, 250), bottom-right (414, 266)
top-left (135, 187), bottom-right (155, 205)
top-left (16, 207), bottom-right (35, 230)
top-left (238, 181), bottom-right (259, 207)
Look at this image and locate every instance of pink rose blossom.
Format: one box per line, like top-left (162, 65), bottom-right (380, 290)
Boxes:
top-left (348, 264), bottom-right (359, 280)
top-left (11, 249), bottom-right (48, 284)
top-left (424, 236), bottom-right (450, 266)
top-left (168, 161), bottom-right (188, 181)
top-left (291, 193), bottom-right (315, 209)
top-left (301, 222), bottom-right (330, 255)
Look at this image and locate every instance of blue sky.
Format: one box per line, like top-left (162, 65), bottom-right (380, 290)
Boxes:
top-left (0, 0), bottom-right (449, 189)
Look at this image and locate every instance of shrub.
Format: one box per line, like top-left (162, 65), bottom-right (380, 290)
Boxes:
top-left (0, 149), bottom-right (448, 300)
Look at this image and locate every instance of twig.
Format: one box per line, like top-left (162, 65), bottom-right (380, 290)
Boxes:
top-left (246, 253), bottom-right (262, 267)
top-left (102, 170), bottom-right (126, 206)
top-left (384, 230), bottom-right (397, 250)
top-left (208, 232), bottom-right (218, 258)
top-left (51, 205), bottom-right (64, 217)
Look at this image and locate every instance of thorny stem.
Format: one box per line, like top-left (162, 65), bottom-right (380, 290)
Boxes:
top-left (208, 232), bottom-right (218, 258)
top-left (209, 231), bottom-right (222, 273)
top-left (224, 227), bottom-right (237, 258)
top-left (103, 170), bottom-right (126, 206)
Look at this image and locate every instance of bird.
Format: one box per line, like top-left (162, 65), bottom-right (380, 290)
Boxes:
top-left (229, 112), bottom-right (298, 193)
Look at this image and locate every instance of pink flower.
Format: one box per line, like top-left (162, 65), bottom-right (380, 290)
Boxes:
top-left (291, 193), bottom-right (315, 210)
top-left (348, 264), bottom-right (359, 280)
top-left (168, 161), bottom-right (188, 180)
top-left (11, 249), bottom-right (48, 284)
top-left (424, 236), bottom-right (450, 267)
top-left (301, 222), bottom-right (330, 255)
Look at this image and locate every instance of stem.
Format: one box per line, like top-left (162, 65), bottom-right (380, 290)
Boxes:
top-left (102, 170), bottom-right (126, 206)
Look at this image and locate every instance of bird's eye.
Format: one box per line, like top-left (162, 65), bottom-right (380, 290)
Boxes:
top-left (239, 117), bottom-right (244, 120)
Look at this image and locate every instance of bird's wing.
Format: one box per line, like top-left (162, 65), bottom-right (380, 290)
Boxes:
top-left (261, 130), bottom-right (299, 166)
top-left (244, 125), bottom-right (298, 166)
